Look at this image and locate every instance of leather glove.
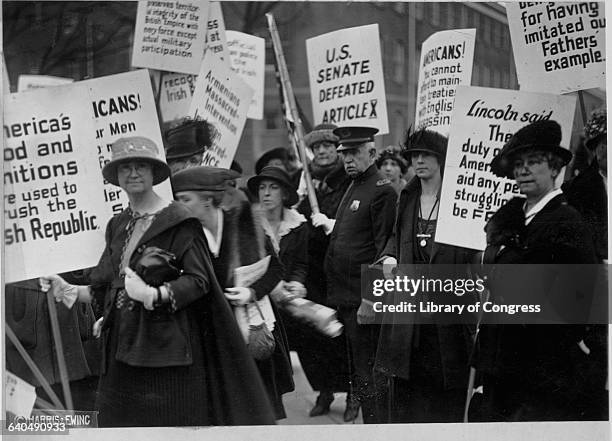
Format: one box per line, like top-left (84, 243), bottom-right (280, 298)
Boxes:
top-left (39, 275), bottom-right (79, 308)
top-left (311, 213), bottom-right (336, 235)
top-left (124, 267), bottom-right (156, 310)
top-left (357, 299), bottom-right (376, 325)
top-left (285, 281), bottom-right (307, 298)
top-left (381, 256), bottom-right (398, 279)
top-left (224, 287), bottom-right (254, 306)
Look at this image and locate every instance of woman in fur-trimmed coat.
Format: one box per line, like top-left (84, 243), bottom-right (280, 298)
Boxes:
top-left (173, 166), bottom-right (294, 420)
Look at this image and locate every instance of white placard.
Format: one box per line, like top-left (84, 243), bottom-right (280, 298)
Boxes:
top-left (159, 72), bottom-right (198, 123)
top-left (306, 24), bottom-right (389, 133)
top-left (189, 51), bottom-right (254, 168)
top-left (17, 75), bottom-right (74, 92)
top-left (506, 2), bottom-right (605, 94)
top-left (436, 86), bottom-right (576, 250)
top-left (205, 1), bottom-right (229, 64)
top-left (414, 29), bottom-right (475, 136)
top-left (5, 372), bottom-right (36, 418)
top-left (4, 70), bottom-right (171, 282)
top-left (131, 0), bottom-right (209, 75)
top-left (227, 30), bottom-right (266, 120)
top-left (88, 70), bottom-right (173, 217)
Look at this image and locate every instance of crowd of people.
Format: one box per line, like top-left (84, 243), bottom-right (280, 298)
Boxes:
top-left (6, 107), bottom-right (608, 426)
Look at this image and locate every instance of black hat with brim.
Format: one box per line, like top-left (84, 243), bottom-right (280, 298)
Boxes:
top-left (247, 165), bottom-right (298, 206)
top-left (102, 137), bottom-right (170, 186)
top-left (255, 147), bottom-right (290, 175)
top-left (489, 120), bottom-right (572, 179)
top-left (401, 129), bottom-right (448, 161)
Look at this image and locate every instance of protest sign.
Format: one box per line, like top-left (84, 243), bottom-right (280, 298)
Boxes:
top-left (227, 30), bottom-right (265, 120)
top-left (414, 29), bottom-right (475, 135)
top-left (5, 372), bottom-right (36, 418)
top-left (205, 1), bottom-right (229, 64)
top-left (88, 69), bottom-right (173, 216)
top-left (4, 70), bottom-right (171, 282)
top-left (131, 0), bottom-right (209, 75)
top-left (306, 24), bottom-right (388, 133)
top-left (189, 51), bottom-right (254, 168)
top-left (506, 2), bottom-right (605, 94)
top-left (17, 75), bottom-right (74, 92)
top-left (436, 86), bottom-right (576, 250)
top-left (159, 72), bottom-right (198, 122)
top-left (4, 85), bottom-right (107, 282)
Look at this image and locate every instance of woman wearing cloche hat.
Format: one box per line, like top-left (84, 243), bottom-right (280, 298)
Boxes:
top-left (40, 137), bottom-right (275, 426)
top-left (474, 120), bottom-right (599, 422)
top-left (174, 165), bottom-right (295, 420)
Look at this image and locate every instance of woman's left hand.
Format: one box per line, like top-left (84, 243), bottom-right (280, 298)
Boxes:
top-left (224, 287), bottom-right (254, 306)
top-left (124, 267), bottom-right (156, 310)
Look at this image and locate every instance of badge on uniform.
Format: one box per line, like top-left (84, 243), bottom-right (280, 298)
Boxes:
top-left (350, 200), bottom-right (360, 211)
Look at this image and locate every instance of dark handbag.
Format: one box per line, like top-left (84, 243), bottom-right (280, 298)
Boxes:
top-left (246, 300), bottom-right (276, 361)
top-left (134, 247), bottom-right (180, 287)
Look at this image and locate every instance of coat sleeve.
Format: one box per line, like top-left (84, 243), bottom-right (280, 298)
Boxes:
top-left (165, 222), bottom-right (210, 311)
top-left (250, 237), bottom-right (283, 301)
top-left (371, 187), bottom-right (398, 260)
top-left (286, 224), bottom-right (309, 285)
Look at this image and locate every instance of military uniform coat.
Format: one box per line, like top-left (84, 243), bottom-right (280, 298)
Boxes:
top-left (325, 164), bottom-right (397, 307)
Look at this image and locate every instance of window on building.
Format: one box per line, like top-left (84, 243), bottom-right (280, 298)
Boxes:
top-left (501, 71), bottom-right (509, 88)
top-left (415, 2), bottom-right (424, 21)
top-left (461, 5), bottom-right (469, 28)
top-left (265, 109), bottom-right (280, 130)
top-left (393, 2), bottom-right (406, 15)
top-left (393, 40), bottom-right (406, 84)
top-left (431, 2), bottom-right (440, 26)
top-left (483, 65), bottom-right (491, 86)
top-left (482, 17), bottom-right (490, 44)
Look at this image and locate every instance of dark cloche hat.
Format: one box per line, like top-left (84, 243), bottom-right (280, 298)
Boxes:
top-left (584, 107), bottom-right (606, 150)
top-left (102, 137), bottom-right (170, 186)
top-left (401, 128), bottom-right (448, 160)
top-left (255, 147), bottom-right (290, 175)
top-left (247, 166), bottom-right (299, 207)
top-left (333, 126), bottom-right (379, 151)
top-left (165, 119), bottom-right (214, 160)
top-left (172, 166), bottom-right (240, 193)
top-left (490, 120), bottom-right (572, 179)
top-left (376, 147), bottom-right (408, 174)
top-left (304, 123), bottom-right (339, 149)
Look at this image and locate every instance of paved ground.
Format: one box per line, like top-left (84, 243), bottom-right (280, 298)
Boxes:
top-left (279, 352), bottom-right (363, 425)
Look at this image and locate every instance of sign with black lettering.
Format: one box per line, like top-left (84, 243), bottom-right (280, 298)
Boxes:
top-left (17, 75), bottom-right (74, 92)
top-left (436, 86), bottom-right (576, 250)
top-left (205, 1), bottom-right (228, 64)
top-left (227, 30), bottom-right (265, 120)
top-left (131, 0), bottom-right (210, 75)
top-left (506, 2), bottom-right (605, 93)
top-left (306, 24), bottom-right (388, 133)
top-left (4, 70), bottom-right (171, 282)
top-left (415, 29), bottom-right (475, 135)
top-left (189, 50), bottom-right (253, 168)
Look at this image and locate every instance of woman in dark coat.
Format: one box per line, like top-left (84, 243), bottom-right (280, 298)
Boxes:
top-left (41, 137), bottom-right (274, 427)
top-left (294, 124), bottom-right (353, 419)
top-left (173, 166), bottom-right (294, 420)
top-left (374, 129), bottom-right (475, 423)
top-left (476, 120), bottom-right (599, 421)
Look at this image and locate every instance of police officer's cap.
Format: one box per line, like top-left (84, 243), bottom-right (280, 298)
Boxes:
top-left (333, 126), bottom-right (379, 151)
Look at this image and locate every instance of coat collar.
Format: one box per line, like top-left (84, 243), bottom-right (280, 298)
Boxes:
top-left (131, 201), bottom-right (199, 248)
top-left (352, 163), bottom-right (378, 183)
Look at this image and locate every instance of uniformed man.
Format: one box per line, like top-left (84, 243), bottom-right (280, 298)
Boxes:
top-left (311, 126), bottom-right (396, 423)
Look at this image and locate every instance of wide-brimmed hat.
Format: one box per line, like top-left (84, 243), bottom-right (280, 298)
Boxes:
top-left (172, 166), bottom-right (240, 193)
top-left (333, 126), bottom-right (378, 152)
top-left (247, 166), bottom-right (298, 206)
top-left (102, 137), bottom-right (170, 186)
top-left (304, 123), bottom-right (339, 149)
top-left (584, 107), bottom-right (606, 150)
top-left (490, 120), bottom-right (572, 179)
top-left (165, 119), bottom-right (213, 160)
top-left (255, 147), bottom-right (291, 175)
top-left (401, 128), bottom-right (448, 161)
top-left (376, 147), bottom-right (408, 174)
